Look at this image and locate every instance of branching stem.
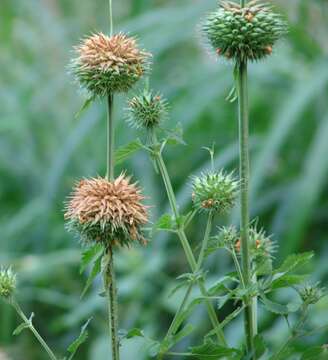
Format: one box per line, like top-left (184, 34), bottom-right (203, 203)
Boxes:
top-left (11, 299), bottom-right (57, 360)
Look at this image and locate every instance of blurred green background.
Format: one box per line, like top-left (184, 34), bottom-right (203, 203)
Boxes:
top-left (1, 0), bottom-right (328, 359)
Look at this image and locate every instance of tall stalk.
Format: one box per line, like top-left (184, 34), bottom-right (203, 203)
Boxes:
top-left (153, 150), bottom-right (227, 346)
top-left (237, 5), bottom-right (257, 354)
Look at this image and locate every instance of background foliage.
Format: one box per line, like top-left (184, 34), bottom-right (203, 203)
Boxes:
top-left (1, 0), bottom-right (328, 359)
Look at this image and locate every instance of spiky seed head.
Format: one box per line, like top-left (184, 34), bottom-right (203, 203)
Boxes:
top-left (218, 225), bottom-right (239, 249)
top-left (71, 32), bottom-right (152, 96)
top-left (249, 226), bottom-right (277, 259)
top-left (192, 171), bottom-right (238, 213)
top-left (65, 175), bottom-right (148, 247)
top-left (0, 267), bottom-right (16, 299)
top-left (299, 283), bottom-right (324, 305)
top-left (202, 1), bottom-right (288, 62)
top-left (126, 89), bottom-right (168, 130)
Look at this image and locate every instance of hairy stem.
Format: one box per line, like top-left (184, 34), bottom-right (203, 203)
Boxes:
top-left (11, 300), bottom-right (57, 360)
top-left (237, 57), bottom-right (257, 356)
top-left (105, 93), bottom-right (120, 359)
top-left (153, 150), bottom-right (227, 347)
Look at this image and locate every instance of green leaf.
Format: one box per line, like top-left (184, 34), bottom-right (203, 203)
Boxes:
top-left (152, 214), bottom-right (175, 233)
top-left (80, 243), bottom-right (103, 274)
top-left (81, 254), bottom-right (102, 298)
top-left (260, 293), bottom-right (300, 315)
top-left (67, 318), bottom-right (92, 359)
top-left (167, 324), bottom-right (194, 349)
top-left (254, 335), bottom-right (267, 358)
top-left (74, 96), bottom-right (95, 119)
top-left (271, 274), bottom-right (308, 290)
top-left (13, 322), bottom-right (29, 336)
top-left (125, 328), bottom-right (145, 339)
top-left (190, 340), bottom-right (242, 359)
top-left (115, 139), bottom-right (145, 165)
top-left (301, 346), bottom-right (328, 360)
top-left (164, 122), bottom-right (185, 146)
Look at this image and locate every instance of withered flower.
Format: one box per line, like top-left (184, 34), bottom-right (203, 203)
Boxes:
top-left (65, 174), bottom-right (148, 247)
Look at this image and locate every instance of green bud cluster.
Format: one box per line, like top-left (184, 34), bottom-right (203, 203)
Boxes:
top-left (218, 225), bottom-right (239, 249)
top-left (0, 267), bottom-right (16, 299)
top-left (249, 226), bottom-right (276, 259)
top-left (299, 283), bottom-right (324, 305)
top-left (203, 1), bottom-right (288, 62)
top-left (192, 171), bottom-right (238, 213)
top-left (126, 89), bottom-right (168, 130)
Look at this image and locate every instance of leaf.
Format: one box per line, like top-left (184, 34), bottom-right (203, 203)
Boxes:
top-left (74, 96), bottom-right (94, 119)
top-left (164, 123), bottom-right (185, 146)
top-left (80, 254), bottom-right (102, 299)
top-left (152, 214), bottom-right (175, 234)
top-left (260, 293), bottom-right (300, 315)
top-left (272, 252), bottom-right (314, 283)
top-left (190, 340), bottom-right (242, 359)
top-left (125, 328), bottom-right (145, 339)
top-left (254, 335), bottom-right (267, 358)
top-left (271, 274), bottom-right (308, 290)
top-left (13, 322), bottom-right (29, 336)
top-left (67, 318), bottom-right (92, 359)
top-left (80, 243), bottom-right (103, 274)
top-left (115, 139), bottom-right (145, 165)
top-left (301, 346), bottom-right (328, 360)
top-left (167, 324), bottom-right (194, 349)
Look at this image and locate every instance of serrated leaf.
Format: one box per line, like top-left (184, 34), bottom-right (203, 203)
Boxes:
top-left (80, 255), bottom-right (102, 299)
top-left (115, 139), bottom-right (145, 165)
top-left (260, 293), bottom-right (300, 315)
top-left (67, 318), bottom-right (92, 359)
top-left (13, 322), bottom-right (29, 336)
top-left (190, 340), bottom-right (242, 359)
top-left (271, 274), bottom-right (308, 290)
top-left (273, 252), bottom-right (314, 280)
top-left (80, 243), bottom-right (103, 274)
top-left (74, 96), bottom-right (94, 119)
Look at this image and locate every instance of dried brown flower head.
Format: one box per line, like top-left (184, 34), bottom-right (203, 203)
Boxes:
top-left (71, 32), bottom-right (151, 96)
top-left (65, 175), bottom-right (148, 247)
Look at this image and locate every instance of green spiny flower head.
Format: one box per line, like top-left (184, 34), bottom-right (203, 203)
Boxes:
top-left (71, 32), bottom-right (152, 96)
top-left (249, 226), bottom-right (277, 259)
top-left (218, 225), bottom-right (239, 249)
top-left (299, 283), bottom-right (325, 305)
top-left (0, 267), bottom-right (17, 299)
top-left (192, 171), bottom-right (238, 213)
top-left (203, 0), bottom-right (288, 62)
top-left (126, 89), bottom-right (168, 130)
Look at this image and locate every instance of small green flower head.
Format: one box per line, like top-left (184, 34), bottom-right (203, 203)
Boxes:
top-left (126, 89), bottom-right (168, 130)
top-left (192, 171), bottom-right (238, 213)
top-left (71, 33), bottom-right (151, 96)
top-left (299, 283), bottom-right (324, 305)
top-left (0, 267), bottom-right (17, 299)
top-left (218, 225), bottom-right (239, 249)
top-left (203, 1), bottom-right (288, 62)
top-left (249, 226), bottom-right (277, 259)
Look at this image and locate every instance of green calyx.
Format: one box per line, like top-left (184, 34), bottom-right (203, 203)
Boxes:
top-left (0, 267), bottom-right (16, 299)
top-left (203, 0), bottom-right (288, 62)
top-left (192, 171), bottom-right (238, 213)
top-left (126, 89), bottom-right (168, 130)
top-left (299, 283), bottom-right (324, 305)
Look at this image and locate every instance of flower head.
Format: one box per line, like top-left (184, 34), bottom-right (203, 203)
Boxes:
top-left (203, 1), bottom-right (288, 62)
top-left (126, 89), bottom-right (168, 130)
top-left (71, 33), bottom-right (151, 96)
top-left (218, 225), bottom-right (239, 249)
top-left (192, 171), bottom-right (238, 213)
top-left (299, 283), bottom-right (325, 305)
top-left (0, 267), bottom-right (16, 299)
top-left (65, 175), bottom-right (148, 247)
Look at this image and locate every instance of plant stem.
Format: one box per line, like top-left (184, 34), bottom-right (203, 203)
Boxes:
top-left (11, 300), bottom-right (57, 360)
top-left (154, 151), bottom-right (227, 346)
top-left (237, 56), bottom-right (256, 356)
top-left (105, 93), bottom-right (120, 359)
top-left (160, 212), bottom-right (215, 357)
top-left (109, 0), bottom-right (113, 36)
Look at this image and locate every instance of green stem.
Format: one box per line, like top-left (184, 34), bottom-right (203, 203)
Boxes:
top-left (237, 57), bottom-right (256, 356)
top-left (105, 94), bottom-right (119, 359)
top-left (154, 151), bottom-right (227, 346)
top-left (11, 300), bottom-right (57, 360)
top-left (109, 0), bottom-right (113, 36)
top-left (159, 212), bottom-right (215, 358)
